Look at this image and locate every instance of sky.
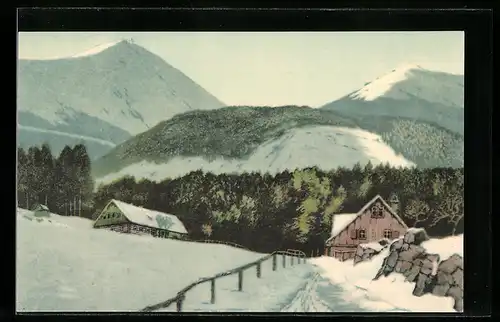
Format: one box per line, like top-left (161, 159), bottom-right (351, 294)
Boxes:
top-left (18, 32), bottom-right (464, 107)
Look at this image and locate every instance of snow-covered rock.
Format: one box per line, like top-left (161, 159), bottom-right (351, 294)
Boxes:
top-left (373, 229), bottom-right (463, 312)
top-left (353, 239), bottom-right (391, 265)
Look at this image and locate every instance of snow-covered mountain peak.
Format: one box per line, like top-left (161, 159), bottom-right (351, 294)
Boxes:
top-left (70, 40), bottom-right (125, 58)
top-left (17, 39), bottom-right (225, 159)
top-left (348, 64), bottom-right (464, 108)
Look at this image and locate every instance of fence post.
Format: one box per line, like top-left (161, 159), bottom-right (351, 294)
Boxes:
top-left (176, 294), bottom-right (185, 312)
top-left (210, 279), bottom-right (216, 304)
top-left (272, 254), bottom-right (277, 271)
top-left (282, 254), bottom-right (286, 268)
top-left (291, 256), bottom-right (294, 266)
top-left (238, 270), bottom-right (243, 291)
top-left (256, 262), bottom-right (261, 278)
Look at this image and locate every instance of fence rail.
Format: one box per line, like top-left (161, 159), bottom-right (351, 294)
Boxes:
top-left (140, 249), bottom-right (306, 312)
top-left (191, 239), bottom-right (249, 250)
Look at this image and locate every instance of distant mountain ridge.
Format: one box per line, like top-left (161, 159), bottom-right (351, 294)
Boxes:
top-left (321, 64), bottom-right (464, 135)
top-left (17, 40), bottom-right (225, 159)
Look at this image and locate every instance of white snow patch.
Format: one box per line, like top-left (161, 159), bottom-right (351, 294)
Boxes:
top-left (407, 227), bottom-right (427, 234)
top-left (359, 242), bottom-right (386, 252)
top-left (18, 125), bottom-right (116, 147)
top-left (310, 234), bottom-right (461, 313)
top-left (350, 64), bottom-right (423, 101)
top-left (420, 234), bottom-right (463, 260)
top-left (431, 259), bottom-right (438, 276)
top-left (71, 40), bottom-right (122, 58)
top-left (96, 126), bottom-right (414, 186)
top-left (349, 63), bottom-right (464, 108)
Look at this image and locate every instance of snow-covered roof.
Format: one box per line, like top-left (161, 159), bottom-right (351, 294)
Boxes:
top-left (108, 199), bottom-right (188, 234)
top-left (330, 213), bottom-right (358, 238)
top-left (33, 204), bottom-right (49, 211)
top-left (326, 195), bottom-right (408, 244)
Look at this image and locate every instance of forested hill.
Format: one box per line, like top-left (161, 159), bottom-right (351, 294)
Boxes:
top-left (93, 105), bottom-right (464, 181)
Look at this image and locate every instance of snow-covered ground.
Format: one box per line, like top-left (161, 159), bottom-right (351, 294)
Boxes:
top-left (16, 208), bottom-right (307, 312)
top-left (16, 208), bottom-right (463, 312)
top-left (96, 126), bottom-right (414, 185)
top-left (310, 235), bottom-right (463, 312)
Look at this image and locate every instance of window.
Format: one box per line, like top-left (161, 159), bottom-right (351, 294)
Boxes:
top-left (393, 231), bottom-right (400, 238)
top-left (350, 229), bottom-right (358, 239)
top-left (383, 229), bottom-right (392, 239)
top-left (358, 229), bottom-right (367, 240)
top-left (371, 203), bottom-right (384, 218)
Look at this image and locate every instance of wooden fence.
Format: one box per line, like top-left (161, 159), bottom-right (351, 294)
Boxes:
top-left (140, 249), bottom-right (307, 312)
top-left (191, 239), bottom-right (249, 250)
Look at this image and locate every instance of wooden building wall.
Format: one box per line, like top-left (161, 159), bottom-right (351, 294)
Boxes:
top-left (327, 200), bottom-right (407, 261)
top-left (331, 200), bottom-right (406, 247)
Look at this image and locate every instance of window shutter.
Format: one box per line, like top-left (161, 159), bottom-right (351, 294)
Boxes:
top-left (393, 231), bottom-right (400, 238)
top-left (350, 229), bottom-right (358, 239)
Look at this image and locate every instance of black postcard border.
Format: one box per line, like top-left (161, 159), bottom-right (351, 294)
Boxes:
top-left (10, 7), bottom-right (493, 319)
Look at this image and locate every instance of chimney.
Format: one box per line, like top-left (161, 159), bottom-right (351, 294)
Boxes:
top-left (389, 193), bottom-right (400, 213)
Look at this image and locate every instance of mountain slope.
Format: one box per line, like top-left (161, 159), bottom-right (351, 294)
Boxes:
top-left (92, 105), bottom-right (462, 184)
top-left (92, 106), bottom-right (358, 178)
top-left (321, 64), bottom-right (464, 136)
top-left (95, 125), bottom-right (414, 185)
top-left (17, 40), bottom-right (225, 159)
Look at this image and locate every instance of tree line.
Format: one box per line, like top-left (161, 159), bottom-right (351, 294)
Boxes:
top-left (17, 143), bottom-right (94, 218)
top-left (92, 163), bottom-right (464, 255)
top-left (16, 142), bottom-right (463, 256)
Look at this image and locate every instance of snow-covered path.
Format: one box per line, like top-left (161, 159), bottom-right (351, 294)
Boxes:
top-left (280, 271), bottom-right (334, 312)
top-left (280, 266), bottom-right (395, 313)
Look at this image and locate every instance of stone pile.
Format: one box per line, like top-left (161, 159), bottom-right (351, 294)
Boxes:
top-left (353, 238), bottom-right (390, 265)
top-left (373, 228), bottom-right (463, 312)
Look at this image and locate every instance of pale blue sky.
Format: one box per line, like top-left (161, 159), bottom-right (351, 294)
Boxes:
top-left (18, 32), bottom-right (464, 107)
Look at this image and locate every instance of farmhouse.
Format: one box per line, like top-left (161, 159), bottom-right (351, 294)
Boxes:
top-left (324, 194), bottom-right (408, 261)
top-left (93, 199), bottom-right (188, 240)
top-left (32, 204), bottom-right (50, 217)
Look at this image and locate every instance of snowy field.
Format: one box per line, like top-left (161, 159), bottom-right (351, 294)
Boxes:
top-left (310, 235), bottom-right (463, 312)
top-left (96, 126), bottom-right (414, 186)
top-left (16, 208), bottom-right (308, 312)
top-left (16, 208), bottom-right (463, 312)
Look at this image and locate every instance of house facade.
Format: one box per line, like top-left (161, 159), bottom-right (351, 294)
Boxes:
top-left (325, 194), bottom-right (408, 261)
top-left (93, 199), bottom-right (188, 240)
top-left (32, 204), bottom-right (50, 217)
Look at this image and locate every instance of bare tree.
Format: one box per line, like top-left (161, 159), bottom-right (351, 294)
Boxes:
top-left (431, 193), bottom-right (464, 235)
top-left (404, 199), bottom-right (431, 227)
